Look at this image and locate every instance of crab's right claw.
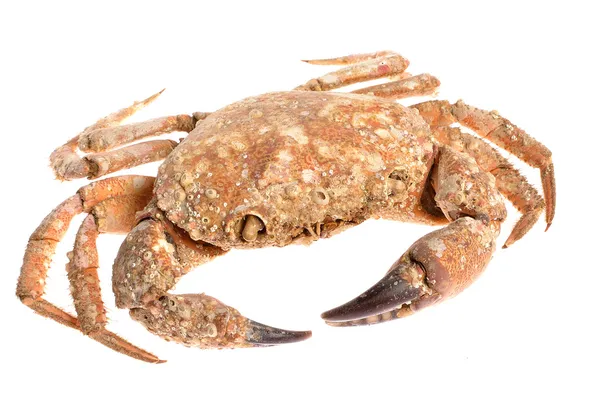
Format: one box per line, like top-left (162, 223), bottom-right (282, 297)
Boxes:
top-left (322, 261), bottom-right (429, 324)
top-left (130, 293), bottom-right (311, 348)
top-left (322, 217), bottom-right (498, 327)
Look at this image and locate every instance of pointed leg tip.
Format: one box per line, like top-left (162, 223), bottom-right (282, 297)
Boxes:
top-left (144, 88), bottom-right (166, 103)
top-left (301, 59), bottom-right (325, 65)
top-left (545, 222), bottom-right (552, 232)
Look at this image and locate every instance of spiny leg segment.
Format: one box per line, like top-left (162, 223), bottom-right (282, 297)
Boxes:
top-left (17, 175), bottom-right (164, 363)
top-left (430, 126), bottom-right (544, 247)
top-left (412, 100), bottom-right (555, 246)
top-left (50, 90), bottom-right (207, 181)
top-left (296, 51), bottom-right (440, 100)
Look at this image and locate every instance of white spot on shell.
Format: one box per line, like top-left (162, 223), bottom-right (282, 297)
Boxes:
top-left (366, 152), bottom-right (385, 172)
top-left (258, 126), bottom-right (271, 135)
top-left (374, 128), bottom-right (393, 140)
top-left (278, 149), bottom-right (293, 162)
top-left (428, 238), bottom-right (447, 258)
top-left (217, 147), bottom-right (229, 158)
top-left (231, 141), bottom-right (246, 151)
top-left (301, 169), bottom-right (318, 183)
top-left (282, 125), bottom-right (308, 145)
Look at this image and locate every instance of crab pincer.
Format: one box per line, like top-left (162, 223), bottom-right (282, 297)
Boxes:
top-left (130, 294), bottom-right (311, 348)
top-left (18, 51), bottom-right (554, 362)
top-left (323, 217), bottom-right (500, 326)
top-left (113, 211), bottom-right (310, 350)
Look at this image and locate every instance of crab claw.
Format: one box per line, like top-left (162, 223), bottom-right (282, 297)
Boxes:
top-left (321, 259), bottom-right (429, 323)
top-left (130, 293), bottom-right (311, 348)
top-left (322, 217), bottom-right (499, 327)
top-left (246, 319), bottom-right (312, 346)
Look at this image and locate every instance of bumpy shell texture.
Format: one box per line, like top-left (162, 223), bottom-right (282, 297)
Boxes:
top-left (154, 91), bottom-right (436, 249)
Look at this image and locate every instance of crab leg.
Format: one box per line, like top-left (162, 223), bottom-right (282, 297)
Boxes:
top-left (51, 90), bottom-right (162, 179)
top-left (295, 51), bottom-right (410, 92)
top-left (301, 50), bottom-right (397, 65)
top-left (351, 73), bottom-right (440, 99)
top-left (77, 114), bottom-right (194, 153)
top-left (50, 90), bottom-right (209, 181)
top-left (431, 126), bottom-right (545, 247)
top-left (17, 176), bottom-right (163, 363)
top-left (69, 213), bottom-right (162, 363)
top-left (412, 99), bottom-right (556, 232)
top-left (114, 214), bottom-right (311, 350)
top-left (323, 146), bottom-right (506, 325)
top-left (16, 195), bottom-right (83, 329)
top-left (83, 139), bottom-right (177, 179)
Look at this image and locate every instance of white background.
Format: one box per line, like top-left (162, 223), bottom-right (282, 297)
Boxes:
top-left (1, 1), bottom-right (598, 416)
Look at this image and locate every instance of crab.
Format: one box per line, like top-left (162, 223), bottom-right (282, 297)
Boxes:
top-left (17, 51), bottom-right (555, 363)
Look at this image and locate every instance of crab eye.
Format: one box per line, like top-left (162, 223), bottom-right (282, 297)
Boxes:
top-left (158, 295), bottom-right (176, 308)
top-left (387, 169), bottom-right (411, 197)
top-left (232, 215), bottom-right (266, 242)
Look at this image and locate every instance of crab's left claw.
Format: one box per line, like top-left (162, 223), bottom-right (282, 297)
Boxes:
top-left (246, 319), bottom-right (313, 346)
top-left (118, 218), bottom-right (311, 350)
top-left (130, 293), bottom-right (311, 348)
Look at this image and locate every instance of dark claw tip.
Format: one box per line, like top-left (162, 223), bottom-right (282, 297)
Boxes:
top-left (321, 306), bottom-right (352, 322)
top-left (246, 320), bottom-right (312, 346)
top-left (321, 268), bottom-right (423, 322)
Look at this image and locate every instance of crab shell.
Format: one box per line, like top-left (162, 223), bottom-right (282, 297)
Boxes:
top-left (154, 91), bottom-right (439, 250)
